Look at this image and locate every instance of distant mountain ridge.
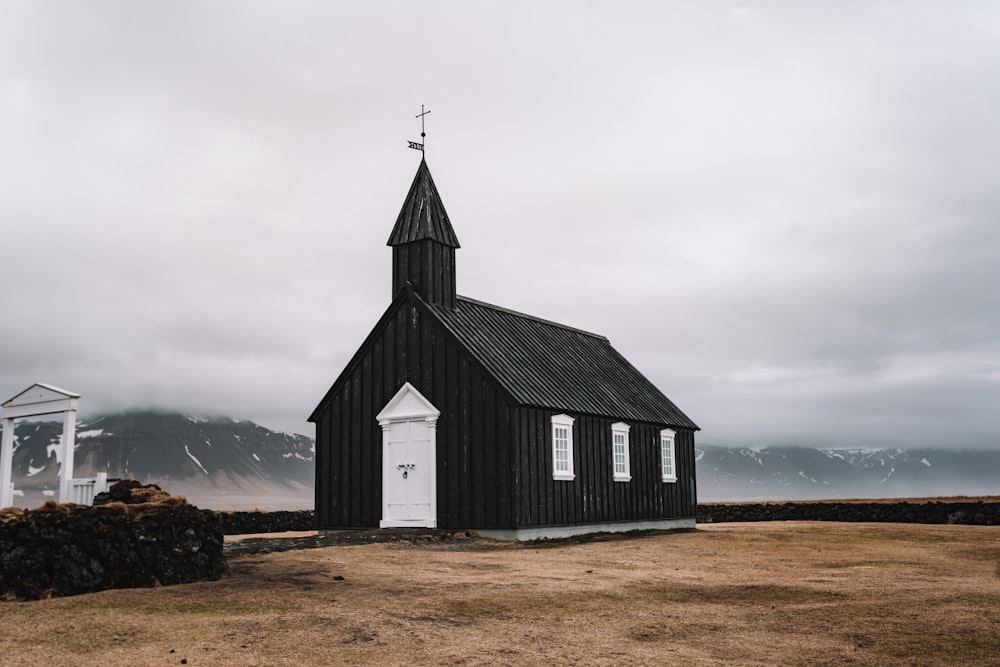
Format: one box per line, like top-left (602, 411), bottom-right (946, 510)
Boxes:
top-left (697, 445), bottom-right (1000, 501)
top-left (5, 410), bottom-right (314, 510)
top-left (5, 412), bottom-right (996, 509)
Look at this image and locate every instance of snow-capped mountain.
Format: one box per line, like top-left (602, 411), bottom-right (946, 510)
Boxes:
top-left (6, 412), bottom-right (995, 508)
top-left (697, 445), bottom-right (1000, 501)
top-left (4, 411), bottom-right (314, 510)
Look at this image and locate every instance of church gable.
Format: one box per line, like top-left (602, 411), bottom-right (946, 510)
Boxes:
top-left (308, 287), bottom-right (517, 425)
top-left (310, 285), bottom-right (518, 530)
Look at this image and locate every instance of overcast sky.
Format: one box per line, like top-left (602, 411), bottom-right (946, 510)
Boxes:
top-left (2, 2), bottom-right (998, 450)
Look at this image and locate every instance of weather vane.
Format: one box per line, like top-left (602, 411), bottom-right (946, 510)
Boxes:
top-left (408, 105), bottom-right (430, 153)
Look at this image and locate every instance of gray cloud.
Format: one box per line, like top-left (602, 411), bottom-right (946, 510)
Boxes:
top-left (1, 2), bottom-right (997, 449)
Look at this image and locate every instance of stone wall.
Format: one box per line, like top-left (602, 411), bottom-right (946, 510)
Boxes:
top-left (94, 480), bottom-right (315, 535)
top-left (211, 509), bottom-right (315, 535)
top-left (207, 503), bottom-right (1000, 534)
top-left (697, 501), bottom-right (1000, 525)
top-left (1, 483), bottom-right (229, 601)
top-left (212, 502), bottom-right (1000, 533)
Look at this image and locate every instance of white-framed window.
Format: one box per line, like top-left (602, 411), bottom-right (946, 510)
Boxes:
top-left (551, 413), bottom-right (575, 481)
top-left (611, 422), bottom-right (631, 482)
top-left (660, 428), bottom-right (677, 482)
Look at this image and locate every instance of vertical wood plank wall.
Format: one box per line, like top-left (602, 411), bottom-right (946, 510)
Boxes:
top-left (391, 241), bottom-right (456, 309)
top-left (514, 407), bottom-right (696, 527)
top-left (315, 292), bottom-right (698, 531)
top-left (314, 295), bottom-right (515, 529)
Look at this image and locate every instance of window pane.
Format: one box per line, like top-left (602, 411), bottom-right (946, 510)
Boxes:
top-left (661, 437), bottom-right (674, 476)
top-left (555, 427), bottom-right (569, 472)
top-left (552, 416), bottom-right (575, 479)
top-left (613, 432), bottom-right (627, 475)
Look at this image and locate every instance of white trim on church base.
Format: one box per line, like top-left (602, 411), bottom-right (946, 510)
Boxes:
top-left (474, 517), bottom-right (696, 542)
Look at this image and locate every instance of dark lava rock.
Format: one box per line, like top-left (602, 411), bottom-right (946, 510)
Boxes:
top-left (93, 479), bottom-right (173, 505)
top-left (697, 500), bottom-right (1000, 525)
top-left (1, 489), bottom-right (229, 601)
top-left (212, 509), bottom-right (315, 535)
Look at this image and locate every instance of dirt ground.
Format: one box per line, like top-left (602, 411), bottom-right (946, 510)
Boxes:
top-left (2, 522), bottom-right (999, 666)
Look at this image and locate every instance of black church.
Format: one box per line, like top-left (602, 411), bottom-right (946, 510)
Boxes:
top-left (309, 158), bottom-right (699, 539)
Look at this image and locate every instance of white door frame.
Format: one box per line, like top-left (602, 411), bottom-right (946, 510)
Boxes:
top-left (376, 382), bottom-right (439, 528)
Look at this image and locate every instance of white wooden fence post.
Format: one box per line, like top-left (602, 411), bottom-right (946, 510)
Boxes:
top-left (58, 407), bottom-right (78, 504)
top-left (1, 416), bottom-right (15, 509)
top-left (96, 472), bottom-right (108, 496)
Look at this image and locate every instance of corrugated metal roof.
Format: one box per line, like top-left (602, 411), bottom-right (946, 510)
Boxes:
top-left (387, 158), bottom-right (460, 248)
top-left (425, 295), bottom-right (699, 429)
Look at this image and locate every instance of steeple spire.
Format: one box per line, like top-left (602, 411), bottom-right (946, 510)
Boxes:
top-left (387, 158), bottom-right (460, 307)
top-left (387, 158), bottom-right (460, 247)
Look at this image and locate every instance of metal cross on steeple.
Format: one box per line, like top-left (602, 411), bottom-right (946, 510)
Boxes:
top-left (408, 105), bottom-right (430, 153)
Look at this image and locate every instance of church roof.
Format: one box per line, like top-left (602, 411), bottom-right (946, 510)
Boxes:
top-left (424, 295), bottom-right (699, 429)
top-left (387, 158), bottom-right (460, 248)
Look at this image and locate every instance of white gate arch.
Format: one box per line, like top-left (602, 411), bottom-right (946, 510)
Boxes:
top-left (1, 383), bottom-right (84, 509)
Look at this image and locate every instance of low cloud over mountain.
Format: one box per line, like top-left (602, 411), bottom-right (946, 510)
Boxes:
top-left (698, 445), bottom-right (1000, 501)
top-left (5, 411), bottom-right (314, 511)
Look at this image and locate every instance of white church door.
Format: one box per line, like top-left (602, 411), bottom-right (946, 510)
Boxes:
top-left (377, 383), bottom-right (439, 528)
top-left (382, 419), bottom-right (435, 525)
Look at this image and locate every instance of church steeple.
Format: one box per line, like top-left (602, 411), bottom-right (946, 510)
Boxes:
top-left (387, 158), bottom-right (460, 308)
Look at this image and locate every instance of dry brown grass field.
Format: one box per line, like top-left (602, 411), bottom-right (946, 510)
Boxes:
top-left (2, 521), bottom-right (999, 666)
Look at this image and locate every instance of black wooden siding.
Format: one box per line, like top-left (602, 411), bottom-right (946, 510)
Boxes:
top-left (313, 292), bottom-right (515, 529)
top-left (513, 407), bottom-right (696, 527)
top-left (313, 289), bottom-right (697, 532)
top-left (391, 240), bottom-right (456, 309)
